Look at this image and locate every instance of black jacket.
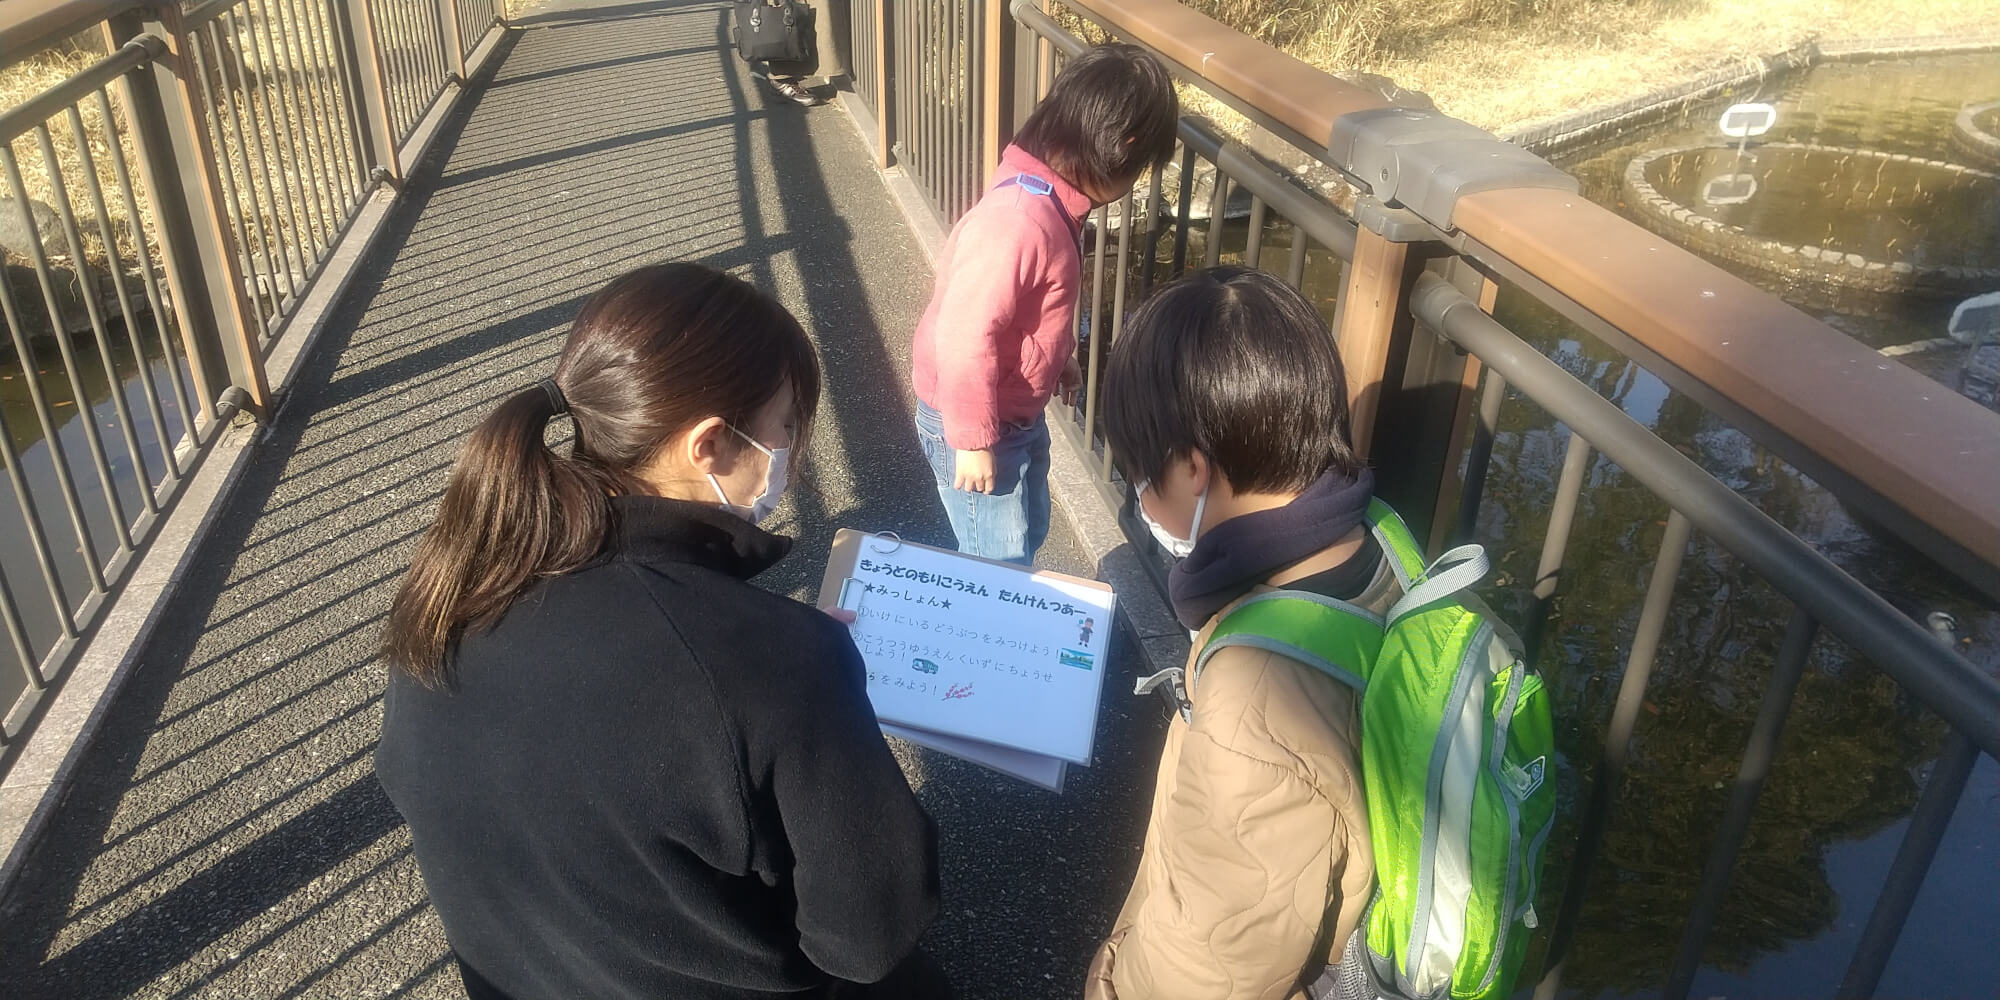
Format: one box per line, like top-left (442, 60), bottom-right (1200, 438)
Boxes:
top-left (376, 497), bottom-right (939, 999)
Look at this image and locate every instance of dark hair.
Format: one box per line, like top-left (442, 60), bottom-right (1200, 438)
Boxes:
top-left (1011, 43), bottom-right (1179, 197)
top-left (1102, 267), bottom-right (1360, 495)
top-left (382, 263), bottom-right (821, 686)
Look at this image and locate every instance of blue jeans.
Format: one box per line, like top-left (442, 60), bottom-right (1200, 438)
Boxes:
top-left (915, 400), bottom-right (1050, 565)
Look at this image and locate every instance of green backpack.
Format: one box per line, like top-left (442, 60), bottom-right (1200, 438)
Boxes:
top-left (1191, 500), bottom-right (1556, 1000)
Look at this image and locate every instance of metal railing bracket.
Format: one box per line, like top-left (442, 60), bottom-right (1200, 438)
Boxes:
top-left (1329, 106), bottom-right (1577, 234)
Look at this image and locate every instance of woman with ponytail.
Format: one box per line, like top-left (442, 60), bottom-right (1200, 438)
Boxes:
top-left (376, 263), bottom-right (946, 1000)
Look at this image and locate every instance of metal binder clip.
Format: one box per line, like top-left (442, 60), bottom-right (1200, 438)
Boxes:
top-left (837, 577), bottom-right (866, 614)
top-left (868, 531), bottom-right (904, 554)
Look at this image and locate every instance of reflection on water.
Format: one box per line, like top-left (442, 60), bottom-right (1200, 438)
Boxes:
top-left (1642, 144), bottom-right (2000, 267)
top-left (0, 319), bottom-right (193, 724)
top-left (1086, 50), bottom-right (2000, 999)
top-left (1572, 51), bottom-right (2000, 355)
top-left (1491, 52), bottom-right (2000, 998)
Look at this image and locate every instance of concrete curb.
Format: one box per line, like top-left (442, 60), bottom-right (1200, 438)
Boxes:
top-left (1504, 34), bottom-right (2000, 155)
top-left (0, 23), bottom-right (512, 911)
top-left (831, 87), bottom-right (1192, 683)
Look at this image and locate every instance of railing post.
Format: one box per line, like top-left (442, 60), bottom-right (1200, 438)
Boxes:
top-left (1334, 198), bottom-right (1453, 533)
top-left (1009, 0), bottom-right (1041, 133)
top-left (871, 0), bottom-right (892, 168)
top-left (1325, 100), bottom-right (1574, 545)
top-left (322, 0), bottom-right (383, 177)
top-left (343, 0), bottom-right (404, 182)
top-left (439, 0), bottom-right (468, 82)
top-left (1336, 205), bottom-right (1409, 458)
top-left (1404, 257), bottom-right (1491, 555)
top-left (981, 0), bottom-right (1015, 187)
top-left (119, 3), bottom-right (272, 418)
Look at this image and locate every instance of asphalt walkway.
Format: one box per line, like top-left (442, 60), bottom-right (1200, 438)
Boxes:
top-left (0, 2), bottom-right (1166, 996)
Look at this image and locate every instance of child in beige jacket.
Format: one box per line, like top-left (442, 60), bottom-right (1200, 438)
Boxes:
top-left (1088, 268), bottom-right (1389, 1000)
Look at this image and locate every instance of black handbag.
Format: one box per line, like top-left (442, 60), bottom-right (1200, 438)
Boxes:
top-left (733, 0), bottom-right (814, 66)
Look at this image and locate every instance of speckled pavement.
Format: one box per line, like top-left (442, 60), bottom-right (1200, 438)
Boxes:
top-left (0, 2), bottom-right (1165, 998)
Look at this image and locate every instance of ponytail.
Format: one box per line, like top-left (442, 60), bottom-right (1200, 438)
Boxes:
top-left (381, 384), bottom-right (624, 687)
top-left (379, 262), bottom-right (822, 688)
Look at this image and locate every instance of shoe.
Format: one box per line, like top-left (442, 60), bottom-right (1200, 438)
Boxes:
top-left (771, 79), bottom-right (822, 107)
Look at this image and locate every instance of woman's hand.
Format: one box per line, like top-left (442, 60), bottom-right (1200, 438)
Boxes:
top-left (954, 448), bottom-right (996, 494)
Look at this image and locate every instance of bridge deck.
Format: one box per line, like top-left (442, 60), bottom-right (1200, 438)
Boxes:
top-left (0, 2), bottom-right (1161, 995)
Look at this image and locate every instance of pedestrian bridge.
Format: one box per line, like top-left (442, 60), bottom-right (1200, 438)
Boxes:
top-left (0, 1), bottom-right (1995, 997)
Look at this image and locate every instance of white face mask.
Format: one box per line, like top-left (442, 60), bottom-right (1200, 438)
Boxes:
top-left (1135, 479), bottom-right (1205, 559)
top-left (707, 425), bottom-right (788, 524)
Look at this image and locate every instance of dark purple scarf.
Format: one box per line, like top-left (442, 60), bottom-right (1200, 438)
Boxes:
top-left (1166, 467), bottom-right (1375, 630)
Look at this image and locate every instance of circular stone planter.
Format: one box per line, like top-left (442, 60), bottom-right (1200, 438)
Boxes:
top-left (1956, 100), bottom-right (2000, 167)
top-left (1622, 142), bottom-right (2000, 298)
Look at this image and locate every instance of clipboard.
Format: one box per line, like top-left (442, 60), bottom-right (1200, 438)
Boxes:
top-left (818, 529), bottom-right (1115, 768)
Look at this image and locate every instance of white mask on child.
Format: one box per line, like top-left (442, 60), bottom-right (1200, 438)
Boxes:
top-left (1135, 479), bottom-right (1206, 559)
top-left (708, 425), bottom-right (788, 524)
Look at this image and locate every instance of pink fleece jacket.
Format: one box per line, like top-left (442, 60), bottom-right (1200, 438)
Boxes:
top-left (912, 145), bottom-right (1091, 451)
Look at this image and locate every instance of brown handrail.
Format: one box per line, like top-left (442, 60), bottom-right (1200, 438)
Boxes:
top-left (1055, 0), bottom-right (2000, 589)
top-left (0, 0), bottom-right (139, 63)
top-left (1453, 188), bottom-right (2000, 582)
top-left (0, 35), bottom-right (161, 143)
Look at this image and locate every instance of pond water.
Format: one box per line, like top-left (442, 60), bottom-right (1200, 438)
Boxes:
top-left (0, 313), bottom-right (193, 724)
top-left (1501, 51), bottom-right (2000, 999)
top-left (1083, 49), bottom-right (1999, 999)
top-left (1638, 143), bottom-right (2000, 267)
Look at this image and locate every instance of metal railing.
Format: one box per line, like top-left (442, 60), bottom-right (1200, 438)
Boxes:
top-left (850, 0), bottom-right (1011, 223)
top-left (889, 1), bottom-right (987, 222)
top-left (847, 0), bottom-right (882, 160)
top-left (0, 0), bottom-right (501, 770)
top-left (361, 0), bottom-right (449, 146)
top-left (861, 1), bottom-right (2000, 996)
top-left (182, 0), bottom-right (373, 347)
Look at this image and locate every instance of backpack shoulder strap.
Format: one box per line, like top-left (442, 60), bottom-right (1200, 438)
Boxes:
top-left (1193, 590), bottom-right (1384, 697)
top-left (1366, 498), bottom-right (1428, 591)
top-left (1386, 544), bottom-right (1490, 626)
top-left (1366, 498), bottom-right (1493, 626)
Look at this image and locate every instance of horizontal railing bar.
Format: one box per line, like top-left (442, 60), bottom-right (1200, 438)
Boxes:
top-left (1410, 271), bottom-right (2000, 761)
top-left (1033, 0), bottom-right (1387, 179)
top-left (1025, 0), bottom-right (1999, 603)
top-left (1453, 189), bottom-right (2000, 597)
top-left (1178, 123), bottom-right (1359, 263)
top-left (183, 0), bottom-right (248, 28)
top-left (0, 36), bottom-right (162, 143)
top-left (0, 0), bottom-right (140, 61)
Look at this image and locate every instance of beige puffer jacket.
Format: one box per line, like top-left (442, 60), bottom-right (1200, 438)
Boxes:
top-left (1086, 539), bottom-right (1397, 1000)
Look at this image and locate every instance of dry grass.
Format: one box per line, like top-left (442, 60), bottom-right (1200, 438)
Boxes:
top-left (1, 45), bottom-right (140, 270)
top-left (3, 3), bottom-right (379, 309)
top-left (1061, 0), bottom-right (1999, 135)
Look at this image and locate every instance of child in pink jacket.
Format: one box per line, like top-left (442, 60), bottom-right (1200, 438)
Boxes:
top-left (912, 44), bottom-right (1178, 564)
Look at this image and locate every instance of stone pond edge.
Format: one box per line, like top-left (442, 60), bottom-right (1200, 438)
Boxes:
top-left (1502, 33), bottom-right (2000, 156)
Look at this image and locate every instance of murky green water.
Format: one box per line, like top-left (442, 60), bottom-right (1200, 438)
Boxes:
top-left (1642, 144), bottom-right (2000, 266)
top-left (0, 306), bottom-right (193, 720)
top-left (1494, 52), bottom-right (2000, 1000)
top-left (1086, 50), bottom-right (2000, 999)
